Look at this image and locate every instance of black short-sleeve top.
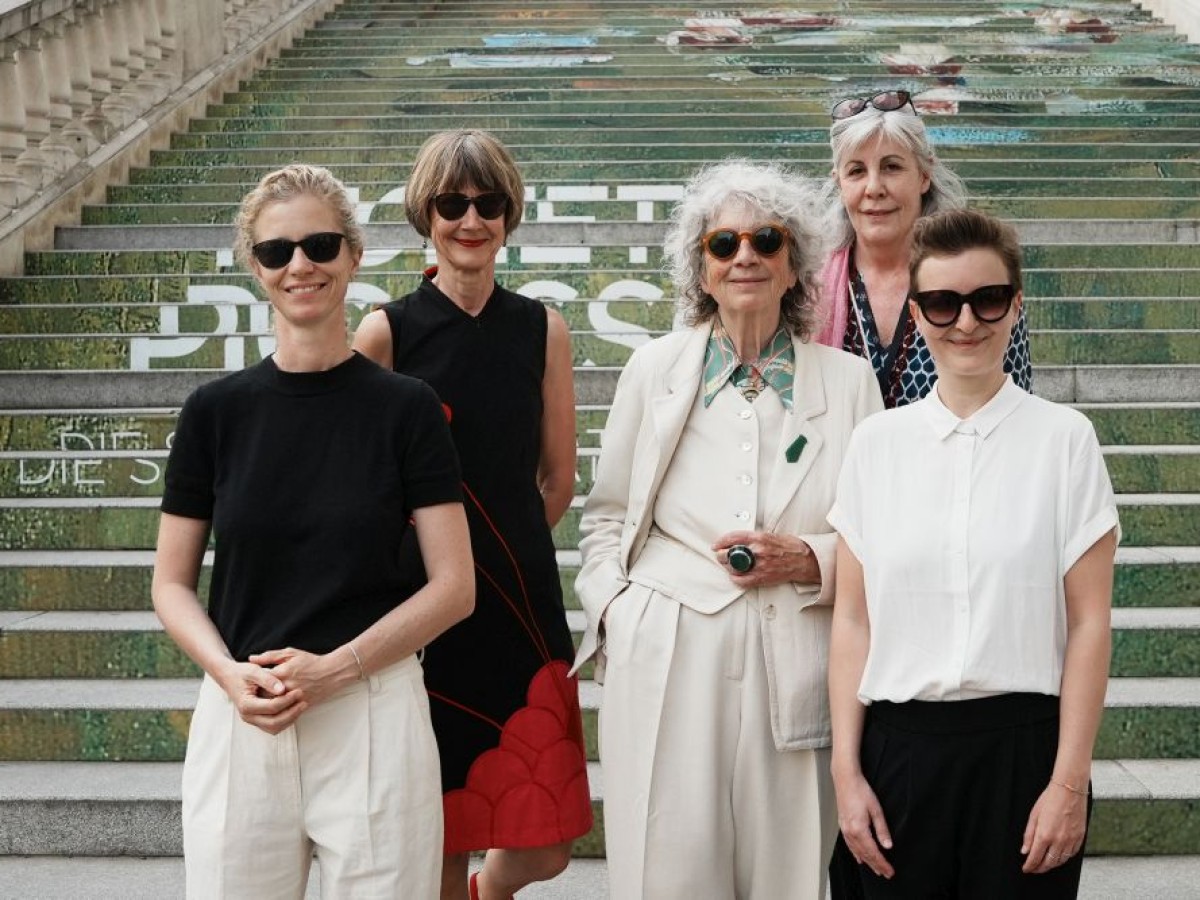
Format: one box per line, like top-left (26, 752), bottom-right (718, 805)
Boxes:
top-left (161, 352), bottom-right (462, 660)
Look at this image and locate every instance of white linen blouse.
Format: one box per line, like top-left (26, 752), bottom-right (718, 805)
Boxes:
top-left (827, 377), bottom-right (1120, 704)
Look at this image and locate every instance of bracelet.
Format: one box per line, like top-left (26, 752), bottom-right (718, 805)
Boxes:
top-left (347, 643), bottom-right (366, 681)
top-left (1050, 778), bottom-right (1088, 797)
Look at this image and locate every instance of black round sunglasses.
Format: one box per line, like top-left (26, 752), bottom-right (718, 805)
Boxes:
top-left (251, 232), bottom-right (346, 269)
top-left (432, 192), bottom-right (509, 221)
top-left (912, 284), bottom-right (1016, 327)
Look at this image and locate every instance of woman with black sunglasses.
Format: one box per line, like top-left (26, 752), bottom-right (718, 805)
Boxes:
top-left (815, 90), bottom-right (1032, 408)
top-left (572, 159), bottom-right (882, 898)
top-left (152, 163), bottom-right (475, 896)
top-left (353, 130), bottom-right (589, 900)
top-left (828, 209), bottom-right (1117, 899)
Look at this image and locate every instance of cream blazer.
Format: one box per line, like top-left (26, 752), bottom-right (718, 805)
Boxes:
top-left (572, 324), bottom-right (883, 750)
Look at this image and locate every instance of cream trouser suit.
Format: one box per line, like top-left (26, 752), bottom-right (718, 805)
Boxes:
top-left (599, 383), bottom-right (837, 899)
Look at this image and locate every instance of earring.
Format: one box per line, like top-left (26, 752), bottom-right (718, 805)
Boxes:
top-left (422, 238), bottom-right (428, 250)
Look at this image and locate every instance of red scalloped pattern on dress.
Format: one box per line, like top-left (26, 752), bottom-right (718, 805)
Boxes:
top-left (442, 660), bottom-right (593, 852)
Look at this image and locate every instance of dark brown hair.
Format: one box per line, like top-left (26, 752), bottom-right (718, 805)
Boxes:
top-left (909, 208), bottom-right (1023, 294)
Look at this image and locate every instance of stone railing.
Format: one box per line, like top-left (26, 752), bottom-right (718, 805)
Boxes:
top-left (0, 0), bottom-right (343, 274)
top-left (1136, 0), bottom-right (1200, 43)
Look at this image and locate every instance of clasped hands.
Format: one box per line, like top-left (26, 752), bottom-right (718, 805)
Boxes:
top-left (215, 647), bottom-right (355, 735)
top-left (712, 530), bottom-right (820, 588)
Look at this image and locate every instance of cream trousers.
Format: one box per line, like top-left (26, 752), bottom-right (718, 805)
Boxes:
top-left (600, 583), bottom-right (837, 900)
top-left (182, 655), bottom-right (442, 899)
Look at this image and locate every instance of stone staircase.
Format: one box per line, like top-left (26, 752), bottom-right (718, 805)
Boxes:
top-left (1, 0), bottom-right (1199, 895)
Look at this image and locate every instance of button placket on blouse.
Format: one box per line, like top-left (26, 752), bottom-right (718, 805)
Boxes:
top-left (948, 427), bottom-right (976, 692)
top-left (735, 405), bottom-right (758, 526)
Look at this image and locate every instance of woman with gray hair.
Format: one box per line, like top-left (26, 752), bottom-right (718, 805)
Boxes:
top-left (572, 159), bottom-right (882, 898)
top-left (816, 90), bottom-right (1031, 407)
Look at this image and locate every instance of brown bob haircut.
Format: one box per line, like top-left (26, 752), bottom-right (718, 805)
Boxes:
top-left (403, 129), bottom-right (525, 238)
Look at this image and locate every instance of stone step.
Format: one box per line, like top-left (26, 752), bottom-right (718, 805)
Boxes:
top-left (300, 12), bottom-right (1171, 32)
top-left (8, 269), bottom-right (1200, 305)
top-left (122, 159), bottom-right (1200, 186)
top-left (315, 2), bottom-right (1165, 21)
top-left (2, 267), bottom-right (1200, 309)
top-left (2, 441), bottom-right (1195, 499)
top-left (0, 754), bottom-right (1195, 857)
top-left (102, 178), bottom-right (1200, 205)
top-left (188, 112), bottom-right (1200, 134)
top-left (204, 98), bottom-right (1200, 119)
top-left (142, 144), bottom-right (1200, 171)
top-left (218, 85), bottom-right (1200, 107)
top-left (26, 243), bottom-right (1200, 279)
top-left (46, 219), bottom-right (1200, 253)
top-left (4, 298), bottom-right (1200, 333)
top-left (1, 365), bottom-right (1198, 410)
top-left (74, 197), bottom-right (1200, 227)
top-left (162, 127), bottom-right (1200, 153)
top-left (273, 47), bottom-right (1198, 66)
top-left (0, 676), bottom-right (1197, 763)
top-left (2, 606), bottom-right (1194, 679)
top-left (0, 493), bottom-right (1197, 550)
top-left (319, 7), bottom-right (1164, 29)
top-left (0, 545), bottom-right (1195, 612)
top-left (5, 330), bottom-right (1200, 372)
top-left (238, 68), bottom-right (1200, 93)
top-left (1, 855), bottom-right (1198, 900)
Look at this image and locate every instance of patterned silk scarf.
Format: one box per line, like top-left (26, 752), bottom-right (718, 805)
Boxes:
top-left (702, 320), bottom-right (795, 410)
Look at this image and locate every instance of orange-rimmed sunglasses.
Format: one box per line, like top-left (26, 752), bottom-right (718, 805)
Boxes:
top-left (701, 225), bottom-right (791, 260)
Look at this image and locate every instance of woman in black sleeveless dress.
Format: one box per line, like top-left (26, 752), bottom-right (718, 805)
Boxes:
top-left (354, 130), bottom-right (590, 900)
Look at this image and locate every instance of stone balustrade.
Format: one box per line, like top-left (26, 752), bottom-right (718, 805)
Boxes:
top-left (1136, 0), bottom-right (1200, 42)
top-left (0, 0), bottom-right (341, 274)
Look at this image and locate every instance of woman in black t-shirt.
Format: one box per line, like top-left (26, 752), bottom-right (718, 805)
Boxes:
top-left (153, 164), bottom-right (474, 898)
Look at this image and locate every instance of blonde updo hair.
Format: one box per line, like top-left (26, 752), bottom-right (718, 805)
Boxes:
top-left (233, 164), bottom-right (364, 269)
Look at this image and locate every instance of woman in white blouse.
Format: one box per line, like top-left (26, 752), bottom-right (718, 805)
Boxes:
top-left (827, 208), bottom-right (1118, 898)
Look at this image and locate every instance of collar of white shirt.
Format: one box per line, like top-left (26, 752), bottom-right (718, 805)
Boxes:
top-left (921, 375), bottom-right (1026, 441)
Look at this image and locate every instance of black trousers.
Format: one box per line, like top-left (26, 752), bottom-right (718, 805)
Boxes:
top-left (829, 693), bottom-right (1091, 900)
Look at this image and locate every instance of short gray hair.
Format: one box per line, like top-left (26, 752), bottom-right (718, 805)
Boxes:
top-left (663, 159), bottom-right (828, 340)
top-left (827, 106), bottom-right (967, 248)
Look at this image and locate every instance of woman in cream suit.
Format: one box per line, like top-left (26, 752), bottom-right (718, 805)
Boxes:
top-left (572, 160), bottom-right (883, 899)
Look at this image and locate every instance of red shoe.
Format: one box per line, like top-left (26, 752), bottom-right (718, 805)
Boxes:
top-left (469, 871), bottom-right (514, 900)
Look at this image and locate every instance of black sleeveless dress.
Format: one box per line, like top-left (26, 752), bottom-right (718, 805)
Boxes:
top-left (383, 274), bottom-right (592, 853)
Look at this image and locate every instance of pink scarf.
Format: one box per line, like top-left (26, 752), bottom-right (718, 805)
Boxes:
top-left (815, 245), bottom-right (853, 348)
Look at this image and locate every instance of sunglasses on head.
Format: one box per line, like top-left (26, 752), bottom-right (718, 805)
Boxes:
top-left (251, 232), bottom-right (346, 269)
top-left (701, 225), bottom-right (790, 261)
top-left (911, 284), bottom-right (1016, 327)
top-left (831, 90), bottom-right (915, 121)
top-left (432, 191), bottom-right (509, 221)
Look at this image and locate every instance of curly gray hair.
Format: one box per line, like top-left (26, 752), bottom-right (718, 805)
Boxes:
top-left (663, 159), bottom-right (829, 339)
top-left (827, 105), bottom-right (967, 248)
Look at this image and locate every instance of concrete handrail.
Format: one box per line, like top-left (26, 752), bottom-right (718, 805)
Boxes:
top-left (0, 0), bottom-right (344, 275)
